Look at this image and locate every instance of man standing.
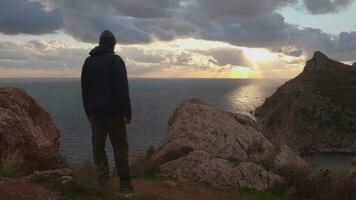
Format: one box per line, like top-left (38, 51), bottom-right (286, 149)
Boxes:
top-left (81, 30), bottom-right (132, 191)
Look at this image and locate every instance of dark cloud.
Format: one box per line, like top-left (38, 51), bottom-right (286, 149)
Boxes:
top-left (197, 0), bottom-right (298, 18)
top-left (196, 13), bottom-right (291, 48)
top-left (303, 0), bottom-right (353, 14)
top-left (110, 0), bottom-right (175, 18)
top-left (0, 0), bottom-right (63, 34)
top-left (0, 0), bottom-right (355, 65)
top-left (338, 31), bottom-right (356, 52)
top-left (193, 47), bottom-right (251, 67)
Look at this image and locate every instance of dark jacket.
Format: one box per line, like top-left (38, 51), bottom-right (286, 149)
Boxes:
top-left (81, 45), bottom-right (131, 119)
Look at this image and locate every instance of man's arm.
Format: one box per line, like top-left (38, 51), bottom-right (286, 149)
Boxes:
top-left (113, 56), bottom-right (132, 122)
top-left (81, 59), bottom-right (90, 119)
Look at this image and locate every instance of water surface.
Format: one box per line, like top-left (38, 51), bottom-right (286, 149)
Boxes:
top-left (10, 78), bottom-right (353, 170)
top-left (303, 153), bottom-right (354, 173)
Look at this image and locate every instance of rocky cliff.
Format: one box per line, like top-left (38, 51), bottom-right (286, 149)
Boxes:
top-left (255, 51), bottom-right (356, 154)
top-left (151, 99), bottom-right (307, 190)
top-left (0, 88), bottom-right (63, 173)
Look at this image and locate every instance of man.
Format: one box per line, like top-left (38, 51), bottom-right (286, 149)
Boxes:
top-left (81, 30), bottom-right (133, 191)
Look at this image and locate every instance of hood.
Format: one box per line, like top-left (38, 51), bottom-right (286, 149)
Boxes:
top-left (89, 45), bottom-right (114, 56)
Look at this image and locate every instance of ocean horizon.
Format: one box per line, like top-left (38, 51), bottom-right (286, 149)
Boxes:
top-left (0, 78), bottom-right (286, 163)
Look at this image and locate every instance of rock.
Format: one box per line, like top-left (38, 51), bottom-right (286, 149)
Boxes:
top-left (151, 99), bottom-right (307, 190)
top-left (162, 180), bottom-right (177, 187)
top-left (274, 145), bottom-right (308, 169)
top-left (0, 88), bottom-right (64, 173)
top-left (352, 157), bottom-right (356, 165)
top-left (26, 168), bottom-right (73, 184)
top-left (60, 176), bottom-right (73, 184)
top-left (255, 51), bottom-right (356, 154)
top-left (346, 157), bottom-right (356, 177)
top-left (159, 150), bottom-right (280, 190)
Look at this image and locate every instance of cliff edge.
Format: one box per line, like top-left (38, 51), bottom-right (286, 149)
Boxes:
top-left (255, 51), bottom-right (356, 153)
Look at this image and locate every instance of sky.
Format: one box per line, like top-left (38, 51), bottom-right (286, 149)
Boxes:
top-left (0, 0), bottom-right (355, 78)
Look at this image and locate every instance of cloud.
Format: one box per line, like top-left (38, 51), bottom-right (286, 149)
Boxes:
top-left (197, 0), bottom-right (298, 19)
top-left (120, 45), bottom-right (252, 72)
top-left (110, 0), bottom-right (175, 19)
top-left (303, 0), bottom-right (354, 14)
top-left (0, 40), bottom-right (87, 69)
top-left (0, 0), bottom-right (63, 34)
top-left (0, 39), bottom-right (252, 76)
top-left (1, 0), bottom-right (355, 70)
top-left (195, 12), bottom-right (291, 48)
top-left (192, 47), bottom-right (251, 67)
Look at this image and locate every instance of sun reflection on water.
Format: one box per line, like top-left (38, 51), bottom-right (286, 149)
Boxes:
top-left (228, 83), bottom-right (268, 115)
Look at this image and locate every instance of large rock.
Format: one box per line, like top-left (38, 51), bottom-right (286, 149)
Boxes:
top-left (255, 51), bottom-right (356, 154)
top-left (151, 99), bottom-right (307, 190)
top-left (0, 88), bottom-right (63, 173)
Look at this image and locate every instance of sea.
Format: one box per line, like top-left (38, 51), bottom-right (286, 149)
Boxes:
top-left (0, 78), bottom-right (353, 171)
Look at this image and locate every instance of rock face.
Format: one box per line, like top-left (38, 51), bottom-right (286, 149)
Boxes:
top-left (151, 99), bottom-right (307, 190)
top-left (0, 88), bottom-right (63, 173)
top-left (255, 51), bottom-right (356, 154)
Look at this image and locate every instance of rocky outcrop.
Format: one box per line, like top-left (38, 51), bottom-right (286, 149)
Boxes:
top-left (255, 51), bottom-right (356, 154)
top-left (0, 88), bottom-right (64, 173)
top-left (151, 99), bottom-right (307, 190)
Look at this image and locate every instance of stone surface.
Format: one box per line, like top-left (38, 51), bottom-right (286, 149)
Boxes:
top-left (151, 98), bottom-right (307, 190)
top-left (26, 168), bottom-right (73, 184)
top-left (255, 51), bottom-right (356, 154)
top-left (0, 88), bottom-right (64, 173)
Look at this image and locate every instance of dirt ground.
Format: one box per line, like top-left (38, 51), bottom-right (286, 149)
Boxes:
top-left (132, 179), bottom-right (242, 200)
top-left (0, 178), bottom-right (243, 200)
top-left (0, 178), bottom-right (59, 200)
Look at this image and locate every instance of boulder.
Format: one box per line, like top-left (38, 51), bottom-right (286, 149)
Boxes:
top-left (151, 99), bottom-right (307, 190)
top-left (0, 88), bottom-right (64, 174)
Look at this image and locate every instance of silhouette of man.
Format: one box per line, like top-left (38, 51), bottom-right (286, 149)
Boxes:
top-left (81, 30), bottom-right (132, 191)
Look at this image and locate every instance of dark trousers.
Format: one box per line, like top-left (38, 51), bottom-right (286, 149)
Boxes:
top-left (89, 116), bottom-right (130, 183)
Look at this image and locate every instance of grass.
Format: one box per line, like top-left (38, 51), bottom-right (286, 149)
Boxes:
top-left (0, 149), bottom-right (22, 178)
top-left (223, 156), bottom-right (242, 165)
top-left (33, 159), bottom-right (172, 200)
top-left (130, 146), bottom-right (158, 179)
top-left (0, 165), bottom-right (19, 178)
top-left (278, 166), bottom-right (356, 200)
top-left (161, 147), bottom-right (193, 163)
top-left (235, 187), bottom-right (284, 200)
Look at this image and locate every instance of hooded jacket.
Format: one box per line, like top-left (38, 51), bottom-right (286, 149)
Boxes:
top-left (81, 45), bottom-right (131, 119)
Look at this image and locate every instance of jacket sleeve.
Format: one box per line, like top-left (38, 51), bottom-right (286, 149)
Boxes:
top-left (81, 59), bottom-right (90, 119)
top-left (113, 56), bottom-right (132, 118)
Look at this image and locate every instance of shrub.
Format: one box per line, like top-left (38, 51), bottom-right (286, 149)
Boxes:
top-left (70, 159), bottom-right (100, 192)
top-left (0, 149), bottom-right (22, 178)
top-left (130, 146), bottom-right (159, 179)
top-left (237, 187), bottom-right (284, 200)
top-left (279, 166), bottom-right (356, 200)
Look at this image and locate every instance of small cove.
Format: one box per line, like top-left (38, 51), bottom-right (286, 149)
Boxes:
top-left (303, 152), bottom-right (355, 173)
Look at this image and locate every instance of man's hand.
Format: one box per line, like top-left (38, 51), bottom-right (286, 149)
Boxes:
top-left (124, 117), bottom-right (131, 124)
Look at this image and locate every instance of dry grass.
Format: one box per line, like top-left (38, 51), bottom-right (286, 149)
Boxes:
top-left (0, 149), bottom-right (23, 177)
top-left (278, 166), bottom-right (356, 200)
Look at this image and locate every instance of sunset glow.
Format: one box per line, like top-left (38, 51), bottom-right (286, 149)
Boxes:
top-left (0, 0), bottom-right (355, 78)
